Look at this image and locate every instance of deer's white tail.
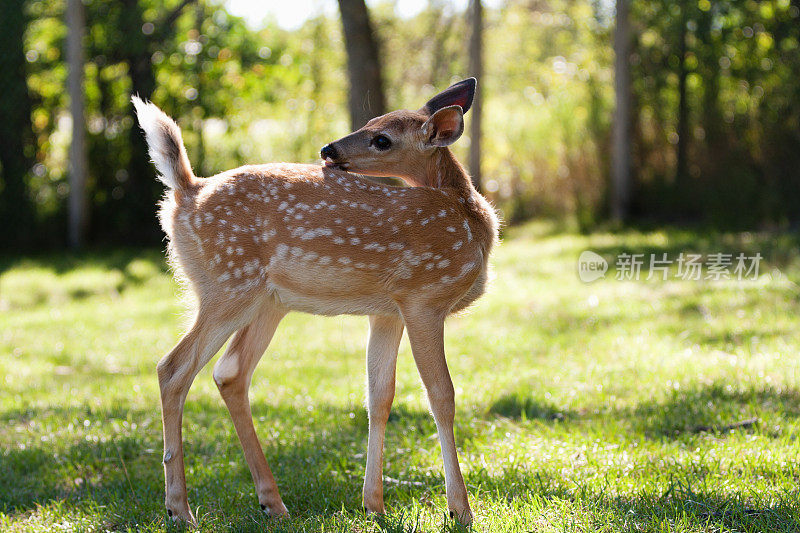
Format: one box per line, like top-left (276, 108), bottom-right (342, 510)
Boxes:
top-left (132, 96), bottom-right (195, 191)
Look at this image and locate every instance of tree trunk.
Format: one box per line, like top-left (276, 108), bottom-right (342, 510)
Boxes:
top-left (468, 0), bottom-right (483, 192)
top-left (611, 0), bottom-right (632, 222)
top-left (67, 0), bottom-right (88, 249)
top-left (193, 1), bottom-right (205, 175)
top-left (0, 0), bottom-right (34, 248)
top-left (337, 0), bottom-right (386, 130)
top-left (675, 1), bottom-right (689, 197)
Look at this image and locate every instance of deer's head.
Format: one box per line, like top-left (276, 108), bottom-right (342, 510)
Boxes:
top-left (320, 78), bottom-right (476, 187)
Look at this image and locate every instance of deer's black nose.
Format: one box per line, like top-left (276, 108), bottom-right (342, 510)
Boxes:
top-left (320, 143), bottom-right (339, 161)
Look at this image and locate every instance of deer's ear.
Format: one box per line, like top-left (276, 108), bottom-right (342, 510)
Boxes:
top-left (422, 78), bottom-right (476, 115)
top-left (421, 105), bottom-right (464, 147)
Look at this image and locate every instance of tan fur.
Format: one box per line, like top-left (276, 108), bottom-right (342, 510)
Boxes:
top-left (140, 80), bottom-right (497, 526)
top-left (164, 159), bottom-right (495, 316)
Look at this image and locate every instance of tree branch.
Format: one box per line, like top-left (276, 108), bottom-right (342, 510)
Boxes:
top-left (157, 0), bottom-right (197, 38)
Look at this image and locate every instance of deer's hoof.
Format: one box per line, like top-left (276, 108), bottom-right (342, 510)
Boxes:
top-left (166, 506), bottom-right (197, 527)
top-left (260, 502), bottom-right (290, 518)
top-left (363, 504), bottom-right (386, 518)
top-left (449, 507), bottom-right (473, 526)
top-left (165, 497), bottom-right (196, 527)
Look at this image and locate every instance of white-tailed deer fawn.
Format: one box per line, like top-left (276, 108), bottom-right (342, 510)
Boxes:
top-left (133, 78), bottom-right (498, 526)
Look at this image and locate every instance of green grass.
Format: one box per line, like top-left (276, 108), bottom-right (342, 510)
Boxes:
top-left (1, 222), bottom-right (800, 532)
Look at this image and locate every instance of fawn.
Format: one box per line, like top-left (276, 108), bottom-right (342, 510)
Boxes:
top-left (133, 78), bottom-right (498, 526)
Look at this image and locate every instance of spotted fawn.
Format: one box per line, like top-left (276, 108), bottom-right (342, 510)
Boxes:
top-left (132, 78), bottom-right (498, 526)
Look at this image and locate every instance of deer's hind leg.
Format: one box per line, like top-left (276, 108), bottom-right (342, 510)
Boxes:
top-left (158, 299), bottom-right (257, 524)
top-left (213, 302), bottom-right (288, 516)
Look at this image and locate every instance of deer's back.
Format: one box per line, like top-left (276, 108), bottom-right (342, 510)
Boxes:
top-left (163, 164), bottom-right (489, 316)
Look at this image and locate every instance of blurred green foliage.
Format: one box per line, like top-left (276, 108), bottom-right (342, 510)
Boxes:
top-left (632, 0), bottom-right (800, 228)
top-left (3, 0), bottom-right (800, 248)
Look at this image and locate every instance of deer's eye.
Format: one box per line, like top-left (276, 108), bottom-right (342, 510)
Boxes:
top-left (372, 135), bottom-right (392, 150)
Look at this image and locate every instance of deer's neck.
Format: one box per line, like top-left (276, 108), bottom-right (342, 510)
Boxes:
top-left (426, 148), bottom-right (474, 195)
top-left (427, 148), bottom-right (499, 254)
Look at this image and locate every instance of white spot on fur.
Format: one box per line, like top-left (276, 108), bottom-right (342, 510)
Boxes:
top-left (243, 260), bottom-right (259, 275)
top-left (299, 227), bottom-right (333, 240)
top-left (261, 229), bottom-right (276, 242)
top-left (459, 261), bottom-right (477, 276)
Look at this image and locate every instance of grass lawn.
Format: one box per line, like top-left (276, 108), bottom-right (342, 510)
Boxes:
top-left (1, 221), bottom-right (800, 532)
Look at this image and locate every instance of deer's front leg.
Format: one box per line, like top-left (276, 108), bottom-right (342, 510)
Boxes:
top-left (363, 314), bottom-right (404, 514)
top-left (401, 308), bottom-right (472, 525)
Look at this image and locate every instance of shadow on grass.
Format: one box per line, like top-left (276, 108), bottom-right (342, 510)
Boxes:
top-left (630, 382), bottom-right (800, 438)
top-left (0, 248), bottom-right (170, 307)
top-left (2, 389), bottom-right (800, 531)
top-left (0, 247), bottom-right (168, 276)
top-left (488, 394), bottom-right (578, 421)
top-left (479, 468), bottom-right (800, 532)
top-left (487, 381), bottom-right (800, 439)
top-left (0, 400), bottom-right (455, 531)
top-left (587, 229), bottom-right (800, 274)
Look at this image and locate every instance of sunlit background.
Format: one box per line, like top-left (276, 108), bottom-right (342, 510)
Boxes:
top-left (3, 0), bottom-right (799, 249)
top-left (3, 2), bottom-right (800, 531)
top-left (227, 0), bottom-right (502, 29)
